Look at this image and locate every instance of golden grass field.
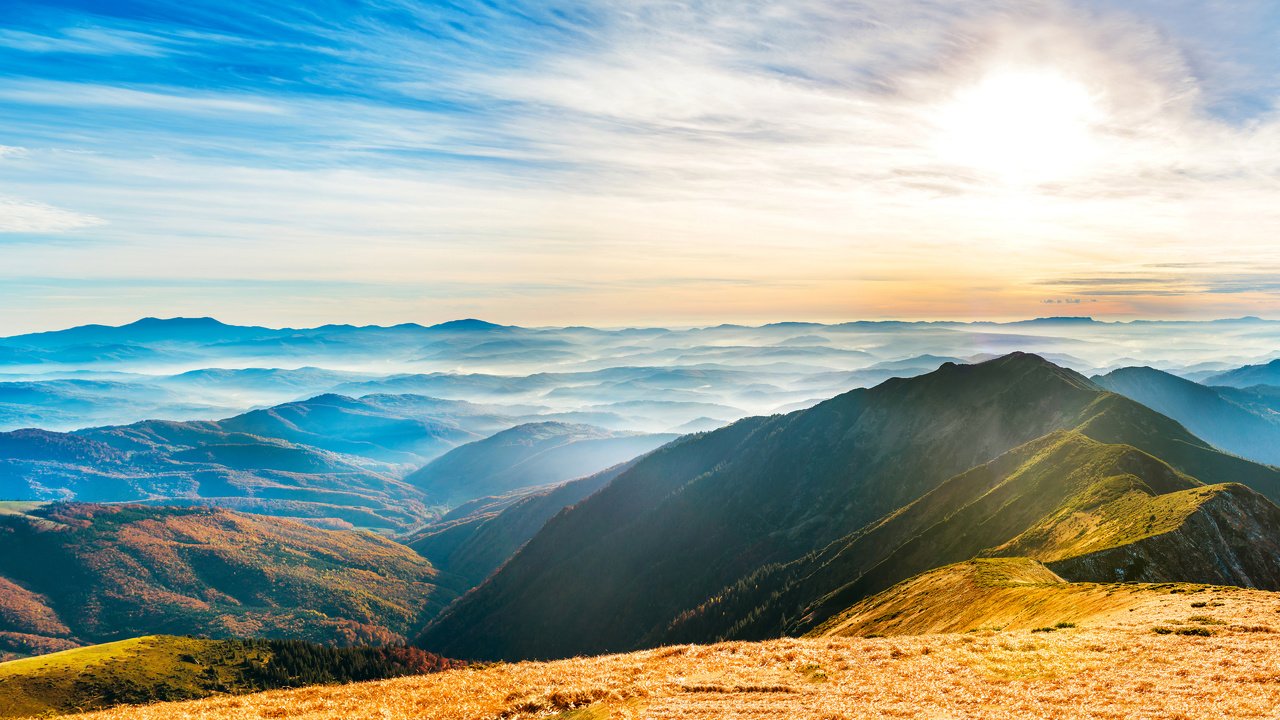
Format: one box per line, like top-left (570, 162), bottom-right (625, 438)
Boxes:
top-left (63, 576), bottom-right (1280, 720)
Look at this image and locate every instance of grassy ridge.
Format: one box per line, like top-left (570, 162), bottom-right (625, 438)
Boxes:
top-left (0, 635), bottom-right (462, 718)
top-left (810, 558), bottom-right (1163, 637)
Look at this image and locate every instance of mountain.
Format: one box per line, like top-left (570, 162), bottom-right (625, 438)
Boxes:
top-left (0, 635), bottom-right (462, 717)
top-left (666, 431), bottom-right (1280, 644)
top-left (1205, 359), bottom-right (1280, 388)
top-left (211, 393), bottom-right (486, 466)
top-left (1093, 366), bottom-right (1280, 465)
top-left (2, 317), bottom-right (258, 347)
top-left (0, 503), bottom-right (459, 657)
top-left (0, 378), bottom-right (233, 432)
top-left (419, 353), bottom-right (1280, 661)
top-left (403, 422), bottom-right (677, 507)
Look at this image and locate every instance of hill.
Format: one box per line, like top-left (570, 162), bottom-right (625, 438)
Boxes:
top-left (60, 583), bottom-right (1280, 719)
top-left (419, 354), bottom-right (1280, 661)
top-left (1205, 358), bottom-right (1280, 388)
top-left (0, 635), bottom-right (461, 718)
top-left (1093, 366), bottom-right (1280, 465)
top-left (0, 504), bottom-right (458, 656)
top-left (403, 422), bottom-right (675, 507)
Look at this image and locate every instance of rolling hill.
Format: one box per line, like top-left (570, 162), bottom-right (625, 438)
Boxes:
top-left (0, 503), bottom-right (459, 657)
top-left (419, 353), bottom-right (1280, 661)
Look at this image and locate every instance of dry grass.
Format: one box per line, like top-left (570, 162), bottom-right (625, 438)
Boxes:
top-left (63, 583), bottom-right (1280, 720)
top-left (811, 558), bottom-right (1235, 638)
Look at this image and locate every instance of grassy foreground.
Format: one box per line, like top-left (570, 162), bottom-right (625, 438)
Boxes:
top-left (62, 581), bottom-right (1280, 720)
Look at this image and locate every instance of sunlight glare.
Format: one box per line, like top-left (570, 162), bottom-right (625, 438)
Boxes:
top-left (934, 69), bottom-right (1103, 185)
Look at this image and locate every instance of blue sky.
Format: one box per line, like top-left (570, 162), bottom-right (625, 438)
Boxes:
top-left (1, 0), bottom-right (1279, 331)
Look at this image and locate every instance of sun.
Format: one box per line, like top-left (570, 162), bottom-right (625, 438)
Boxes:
top-left (933, 69), bottom-right (1103, 185)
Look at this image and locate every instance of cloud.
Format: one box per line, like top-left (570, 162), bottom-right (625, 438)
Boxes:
top-left (0, 196), bottom-right (104, 233)
top-left (0, 80), bottom-right (287, 116)
top-left (1, 0), bottom-right (1280, 324)
top-left (0, 26), bottom-right (179, 56)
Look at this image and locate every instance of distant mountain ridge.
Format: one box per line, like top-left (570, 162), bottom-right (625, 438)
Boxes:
top-left (1093, 366), bottom-right (1280, 465)
top-left (0, 398), bottom-right (671, 531)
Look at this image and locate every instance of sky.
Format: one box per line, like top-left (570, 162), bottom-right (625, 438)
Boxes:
top-left (1, 0), bottom-right (1279, 332)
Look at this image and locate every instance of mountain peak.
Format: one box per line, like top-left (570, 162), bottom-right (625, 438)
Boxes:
top-left (126, 316), bottom-right (227, 328)
top-left (427, 319), bottom-right (506, 332)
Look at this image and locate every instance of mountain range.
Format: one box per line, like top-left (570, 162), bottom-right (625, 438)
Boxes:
top-left (0, 397), bottom-right (672, 532)
top-left (7, 340), bottom-right (1280, 717)
top-left (419, 353), bottom-right (1280, 660)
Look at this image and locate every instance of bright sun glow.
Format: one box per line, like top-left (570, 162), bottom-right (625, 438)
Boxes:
top-left (934, 69), bottom-right (1103, 185)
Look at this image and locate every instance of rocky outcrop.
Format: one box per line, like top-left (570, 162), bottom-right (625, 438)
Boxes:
top-left (1049, 483), bottom-right (1280, 589)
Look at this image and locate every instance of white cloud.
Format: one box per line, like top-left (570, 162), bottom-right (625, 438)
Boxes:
top-left (0, 81), bottom-right (287, 116)
top-left (0, 26), bottom-right (178, 56)
top-left (0, 197), bottom-right (104, 233)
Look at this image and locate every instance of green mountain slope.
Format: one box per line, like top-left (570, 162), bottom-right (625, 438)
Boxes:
top-left (672, 431), bottom-right (1280, 644)
top-left (0, 504), bottom-right (459, 654)
top-left (418, 354), bottom-right (1280, 661)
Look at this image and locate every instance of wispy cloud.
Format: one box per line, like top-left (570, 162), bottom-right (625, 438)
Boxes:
top-left (0, 0), bottom-right (1279, 329)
